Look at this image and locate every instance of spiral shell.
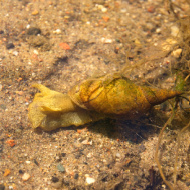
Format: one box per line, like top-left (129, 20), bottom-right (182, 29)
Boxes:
top-left (68, 73), bottom-right (182, 119)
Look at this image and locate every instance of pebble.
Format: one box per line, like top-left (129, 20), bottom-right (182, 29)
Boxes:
top-left (74, 173), bottom-right (79, 179)
top-left (61, 153), bottom-right (66, 157)
top-left (0, 84), bottom-right (2, 91)
top-left (115, 153), bottom-right (121, 158)
top-left (33, 50), bottom-right (39, 55)
top-left (172, 48), bottom-right (182, 58)
top-left (12, 51), bottom-right (18, 56)
top-left (53, 29), bottom-right (61, 34)
top-left (101, 7), bottom-right (107, 13)
top-left (156, 28), bottom-right (161, 34)
top-left (171, 25), bottom-right (180, 37)
top-left (3, 169), bottom-right (11, 177)
top-left (22, 173), bottom-right (31, 181)
top-left (101, 37), bottom-right (112, 44)
top-left (32, 10), bottom-right (39, 15)
top-left (57, 163), bottom-right (65, 172)
top-left (162, 38), bottom-right (177, 51)
top-left (81, 139), bottom-right (92, 145)
top-left (51, 176), bottom-right (59, 183)
top-left (85, 175), bottom-right (95, 184)
top-left (0, 184), bottom-right (5, 190)
top-left (19, 170), bottom-right (24, 174)
top-left (87, 153), bottom-right (93, 158)
top-left (6, 42), bottom-right (15, 50)
top-left (27, 27), bottom-right (41, 35)
top-left (147, 5), bottom-right (155, 13)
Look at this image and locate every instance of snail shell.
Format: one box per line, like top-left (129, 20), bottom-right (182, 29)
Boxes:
top-left (68, 73), bottom-right (182, 119)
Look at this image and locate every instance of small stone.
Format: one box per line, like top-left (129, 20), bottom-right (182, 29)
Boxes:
top-left (12, 51), bottom-right (18, 56)
top-left (147, 5), bottom-right (155, 13)
top-left (115, 153), bottom-right (120, 158)
top-left (61, 153), bottom-right (66, 157)
top-left (27, 27), bottom-right (41, 35)
top-left (85, 175), bottom-right (95, 184)
top-left (34, 159), bottom-right (39, 166)
top-left (74, 173), bottom-right (79, 179)
top-left (81, 139), bottom-right (89, 145)
top-left (101, 38), bottom-right (112, 44)
top-left (87, 153), bottom-right (93, 158)
top-left (33, 50), bottom-right (39, 55)
top-left (156, 28), bottom-right (161, 34)
top-left (22, 173), bottom-right (31, 181)
top-left (0, 84), bottom-right (2, 91)
top-left (101, 7), bottom-right (107, 13)
top-left (53, 29), bottom-right (61, 34)
top-left (32, 10), bottom-right (39, 15)
top-left (55, 155), bottom-right (62, 162)
top-left (162, 38), bottom-right (178, 51)
top-left (51, 176), bottom-right (59, 183)
top-left (57, 163), bottom-right (65, 172)
top-left (3, 169), bottom-right (11, 177)
top-left (6, 42), bottom-right (15, 49)
top-left (19, 170), bottom-right (24, 174)
top-left (171, 25), bottom-right (180, 37)
top-left (0, 183), bottom-right (5, 190)
top-left (172, 48), bottom-right (182, 58)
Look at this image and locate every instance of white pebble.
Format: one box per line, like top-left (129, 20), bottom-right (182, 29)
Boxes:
top-left (22, 173), bottom-right (31, 181)
top-left (26, 24), bottom-right (30, 29)
top-left (87, 153), bottom-right (93, 158)
top-left (101, 37), bottom-right (112, 43)
top-left (156, 28), bottom-right (161, 34)
top-left (171, 25), bottom-right (180, 37)
top-left (85, 175), bottom-right (95, 184)
top-left (12, 51), bottom-right (18, 56)
top-left (101, 7), bottom-right (107, 12)
top-left (53, 29), bottom-right (61, 34)
top-left (33, 49), bottom-right (39, 55)
top-left (115, 153), bottom-right (121, 158)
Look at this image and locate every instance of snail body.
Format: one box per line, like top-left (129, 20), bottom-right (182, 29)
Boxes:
top-left (29, 73), bottom-right (182, 131)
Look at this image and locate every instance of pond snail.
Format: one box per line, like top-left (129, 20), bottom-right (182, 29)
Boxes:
top-left (29, 73), bottom-right (182, 131)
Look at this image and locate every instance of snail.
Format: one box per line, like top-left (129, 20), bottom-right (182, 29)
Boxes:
top-left (28, 73), bottom-right (182, 131)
